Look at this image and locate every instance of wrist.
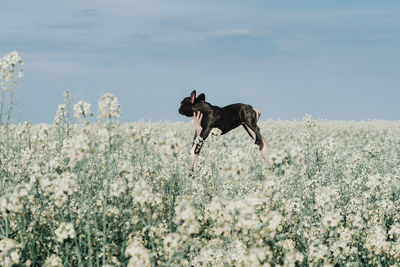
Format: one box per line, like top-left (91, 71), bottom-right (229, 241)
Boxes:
top-left (195, 126), bottom-right (202, 135)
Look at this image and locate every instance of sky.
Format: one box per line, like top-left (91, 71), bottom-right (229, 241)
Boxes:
top-left (1, 0), bottom-right (399, 123)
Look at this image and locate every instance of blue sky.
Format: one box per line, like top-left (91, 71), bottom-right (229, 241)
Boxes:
top-left (1, 0), bottom-right (399, 123)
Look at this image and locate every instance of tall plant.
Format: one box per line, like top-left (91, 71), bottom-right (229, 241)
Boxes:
top-left (0, 51), bottom-right (23, 189)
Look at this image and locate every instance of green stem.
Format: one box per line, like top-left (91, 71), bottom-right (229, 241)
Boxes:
top-left (102, 121), bottom-right (112, 265)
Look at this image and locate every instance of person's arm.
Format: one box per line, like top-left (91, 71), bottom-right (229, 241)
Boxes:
top-left (190, 111), bottom-right (203, 167)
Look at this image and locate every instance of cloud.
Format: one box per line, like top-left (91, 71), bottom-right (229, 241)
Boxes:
top-left (152, 27), bottom-right (255, 44)
top-left (212, 28), bottom-right (252, 37)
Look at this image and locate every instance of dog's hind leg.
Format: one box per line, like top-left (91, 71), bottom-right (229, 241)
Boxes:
top-left (245, 124), bottom-right (268, 163)
top-left (243, 124), bottom-right (256, 140)
top-left (243, 110), bottom-right (268, 163)
top-left (243, 123), bottom-right (266, 151)
top-left (252, 108), bottom-right (261, 122)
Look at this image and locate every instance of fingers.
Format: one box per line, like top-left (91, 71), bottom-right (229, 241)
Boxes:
top-left (197, 112), bottom-right (203, 122)
top-left (193, 111), bottom-right (203, 121)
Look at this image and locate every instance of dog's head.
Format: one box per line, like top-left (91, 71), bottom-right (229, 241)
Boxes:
top-left (178, 90), bottom-right (206, 117)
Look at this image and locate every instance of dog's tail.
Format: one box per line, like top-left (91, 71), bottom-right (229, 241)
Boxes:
top-left (252, 108), bottom-right (261, 122)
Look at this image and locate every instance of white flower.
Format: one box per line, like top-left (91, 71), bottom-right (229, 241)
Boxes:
top-left (98, 93), bottom-right (121, 119)
top-left (54, 104), bottom-right (68, 125)
top-left (18, 69), bottom-right (23, 78)
top-left (163, 233), bottom-right (181, 258)
top-left (109, 178), bottom-right (127, 198)
top-left (210, 127), bottom-right (222, 136)
top-left (74, 100), bottom-right (92, 121)
top-left (365, 226), bottom-right (390, 254)
top-left (0, 184), bottom-right (31, 217)
top-left (302, 113), bottom-right (315, 129)
top-left (0, 51), bottom-right (22, 71)
top-left (321, 211), bottom-right (342, 228)
top-left (174, 199), bottom-right (196, 223)
top-left (389, 223), bottom-right (400, 240)
top-left (268, 211), bottom-right (283, 231)
top-left (43, 254), bottom-right (63, 267)
top-left (174, 198), bottom-right (200, 235)
top-left (55, 222), bottom-right (76, 243)
top-left (131, 180), bottom-right (153, 206)
top-left (235, 202), bottom-right (260, 233)
top-left (227, 240), bottom-right (247, 265)
top-left (308, 243), bottom-right (329, 263)
top-left (314, 186), bottom-right (339, 211)
top-left (62, 133), bottom-right (91, 164)
top-left (0, 238), bottom-right (21, 266)
top-left (366, 175), bottom-right (380, 190)
top-left (125, 237), bottom-right (151, 267)
top-left (39, 172), bottom-right (78, 207)
top-left (53, 173), bottom-right (78, 207)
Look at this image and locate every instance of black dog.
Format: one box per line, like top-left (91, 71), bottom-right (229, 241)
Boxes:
top-left (179, 90), bottom-right (268, 165)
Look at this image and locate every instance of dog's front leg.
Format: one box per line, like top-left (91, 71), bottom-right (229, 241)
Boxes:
top-left (190, 140), bottom-right (200, 168)
top-left (190, 128), bottom-right (212, 169)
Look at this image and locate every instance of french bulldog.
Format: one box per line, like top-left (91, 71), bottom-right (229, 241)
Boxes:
top-left (179, 90), bottom-right (268, 166)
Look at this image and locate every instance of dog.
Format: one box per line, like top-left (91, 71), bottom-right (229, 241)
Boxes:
top-left (179, 90), bottom-right (268, 166)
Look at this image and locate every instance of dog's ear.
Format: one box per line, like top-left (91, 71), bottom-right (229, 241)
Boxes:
top-left (190, 90), bottom-right (196, 104)
top-left (197, 93), bottom-right (205, 101)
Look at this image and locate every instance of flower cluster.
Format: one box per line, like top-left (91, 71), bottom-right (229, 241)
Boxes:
top-left (0, 238), bottom-right (20, 266)
top-left (55, 222), bottom-right (76, 243)
top-left (0, 51), bottom-right (23, 86)
top-left (73, 100), bottom-right (92, 122)
top-left (0, 51), bottom-right (24, 126)
top-left (98, 93), bottom-right (121, 120)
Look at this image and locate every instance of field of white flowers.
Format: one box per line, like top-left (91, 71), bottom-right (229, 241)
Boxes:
top-left (1, 52), bottom-right (400, 266)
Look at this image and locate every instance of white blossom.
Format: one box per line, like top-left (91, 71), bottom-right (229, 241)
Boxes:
top-left (98, 93), bottom-right (121, 119)
top-left (0, 238), bottom-right (20, 266)
top-left (43, 254), bottom-right (63, 267)
top-left (125, 237), bottom-right (151, 267)
top-left (55, 222), bottom-right (76, 243)
top-left (73, 100), bottom-right (92, 121)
